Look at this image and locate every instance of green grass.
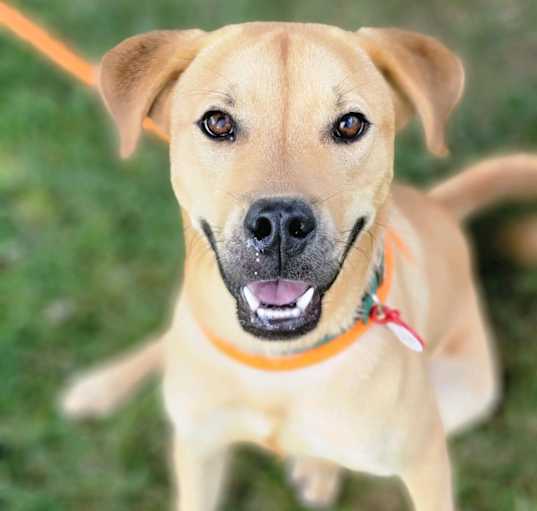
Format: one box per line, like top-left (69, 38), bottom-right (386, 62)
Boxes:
top-left (1, 0), bottom-right (537, 509)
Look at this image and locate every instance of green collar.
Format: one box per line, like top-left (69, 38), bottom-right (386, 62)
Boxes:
top-left (314, 249), bottom-right (385, 348)
top-left (359, 252), bottom-right (384, 324)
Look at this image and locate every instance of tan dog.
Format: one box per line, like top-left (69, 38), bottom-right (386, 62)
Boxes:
top-left (60, 22), bottom-right (537, 510)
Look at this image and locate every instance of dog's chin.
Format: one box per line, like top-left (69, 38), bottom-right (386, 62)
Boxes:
top-left (235, 280), bottom-right (323, 340)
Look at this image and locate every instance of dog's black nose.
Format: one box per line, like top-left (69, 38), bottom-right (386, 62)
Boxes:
top-left (245, 198), bottom-right (316, 257)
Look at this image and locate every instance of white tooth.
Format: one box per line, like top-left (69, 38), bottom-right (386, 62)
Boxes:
top-left (243, 286), bottom-right (260, 311)
top-left (296, 287), bottom-right (314, 311)
top-left (257, 307), bottom-right (302, 321)
top-left (257, 308), bottom-right (270, 320)
top-left (289, 307), bottom-right (301, 318)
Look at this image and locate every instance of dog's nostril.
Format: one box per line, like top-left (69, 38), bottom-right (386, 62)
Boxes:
top-left (288, 217), bottom-right (314, 239)
top-left (288, 218), bottom-right (306, 239)
top-left (245, 198), bottom-right (316, 253)
top-left (253, 216), bottom-right (273, 241)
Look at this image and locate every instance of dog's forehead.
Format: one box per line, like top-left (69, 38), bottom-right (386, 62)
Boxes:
top-left (192, 23), bottom-right (386, 114)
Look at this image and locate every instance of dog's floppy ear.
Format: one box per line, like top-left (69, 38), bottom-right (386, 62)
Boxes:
top-left (358, 28), bottom-right (465, 157)
top-left (99, 29), bottom-right (205, 158)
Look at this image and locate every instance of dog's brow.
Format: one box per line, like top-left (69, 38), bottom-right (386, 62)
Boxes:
top-left (333, 70), bottom-right (364, 108)
top-left (333, 82), bottom-right (369, 113)
top-left (334, 87), bottom-right (356, 110)
top-left (184, 88), bottom-right (236, 107)
top-left (214, 89), bottom-right (236, 107)
top-left (334, 88), bottom-right (346, 110)
top-left (334, 83), bottom-right (354, 110)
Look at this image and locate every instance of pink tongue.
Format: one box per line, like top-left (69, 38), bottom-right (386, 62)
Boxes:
top-left (248, 279), bottom-right (309, 306)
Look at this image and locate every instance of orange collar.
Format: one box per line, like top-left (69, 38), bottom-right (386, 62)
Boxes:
top-left (200, 232), bottom-right (402, 371)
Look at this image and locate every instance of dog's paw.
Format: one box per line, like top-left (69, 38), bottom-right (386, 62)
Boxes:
top-left (288, 457), bottom-right (342, 509)
top-left (60, 369), bottom-right (122, 419)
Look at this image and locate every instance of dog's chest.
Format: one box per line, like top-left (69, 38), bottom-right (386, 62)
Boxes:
top-left (258, 374), bottom-right (402, 476)
top-left (164, 346), bottom-right (402, 476)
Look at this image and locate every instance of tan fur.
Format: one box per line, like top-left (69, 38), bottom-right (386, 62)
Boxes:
top-left (60, 23), bottom-right (533, 510)
top-left (430, 153), bottom-right (537, 220)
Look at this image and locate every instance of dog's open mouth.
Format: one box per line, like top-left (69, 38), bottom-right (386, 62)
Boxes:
top-left (239, 279), bottom-right (322, 339)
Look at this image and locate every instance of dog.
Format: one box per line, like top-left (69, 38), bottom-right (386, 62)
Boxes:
top-left (60, 22), bottom-right (537, 510)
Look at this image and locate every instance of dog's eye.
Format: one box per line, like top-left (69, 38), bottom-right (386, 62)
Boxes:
top-left (199, 110), bottom-right (235, 140)
top-left (332, 112), bottom-right (370, 143)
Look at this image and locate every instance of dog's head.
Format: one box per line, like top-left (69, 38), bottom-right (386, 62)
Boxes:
top-left (98, 23), bottom-right (463, 343)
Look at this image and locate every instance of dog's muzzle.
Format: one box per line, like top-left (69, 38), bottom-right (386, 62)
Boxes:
top-left (202, 197), bottom-right (364, 340)
top-left (234, 198), bottom-right (322, 339)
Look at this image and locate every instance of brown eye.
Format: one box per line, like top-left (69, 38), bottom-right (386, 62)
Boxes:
top-left (200, 110), bottom-right (235, 140)
top-left (333, 112), bottom-right (369, 143)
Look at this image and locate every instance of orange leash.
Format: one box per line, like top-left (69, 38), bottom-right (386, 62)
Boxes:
top-left (0, 1), bottom-right (168, 143)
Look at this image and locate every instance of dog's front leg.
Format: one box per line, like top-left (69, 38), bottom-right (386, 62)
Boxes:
top-left (171, 406), bottom-right (276, 511)
top-left (287, 456), bottom-right (343, 508)
top-left (399, 431), bottom-right (454, 511)
top-left (173, 442), bottom-right (230, 511)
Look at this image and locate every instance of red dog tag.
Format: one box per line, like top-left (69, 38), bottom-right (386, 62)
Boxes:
top-left (370, 303), bottom-right (425, 352)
